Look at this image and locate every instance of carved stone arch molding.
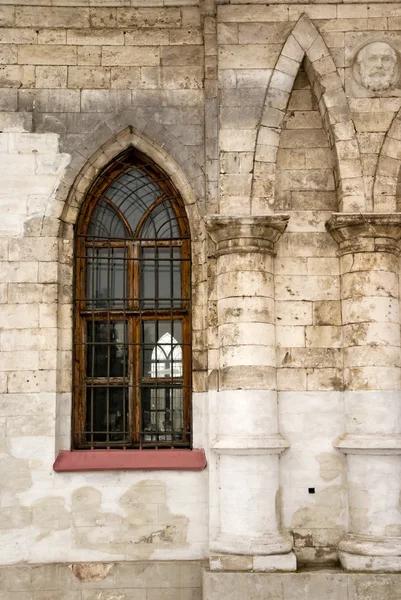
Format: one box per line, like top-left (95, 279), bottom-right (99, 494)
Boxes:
top-left (374, 105), bottom-right (401, 212)
top-left (251, 14), bottom-right (365, 214)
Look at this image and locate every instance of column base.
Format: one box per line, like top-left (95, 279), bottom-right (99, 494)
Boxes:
top-left (339, 534), bottom-right (401, 572)
top-left (211, 532), bottom-right (294, 556)
top-left (210, 552), bottom-right (297, 572)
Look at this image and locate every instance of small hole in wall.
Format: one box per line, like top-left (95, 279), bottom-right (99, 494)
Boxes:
top-left (308, 488), bottom-right (315, 494)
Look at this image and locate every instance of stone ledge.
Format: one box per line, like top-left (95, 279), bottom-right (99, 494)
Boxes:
top-left (53, 448), bottom-right (207, 471)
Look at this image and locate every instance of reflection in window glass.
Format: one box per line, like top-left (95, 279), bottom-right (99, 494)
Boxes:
top-left (141, 387), bottom-right (183, 442)
top-left (140, 200), bottom-right (180, 239)
top-left (87, 200), bottom-right (128, 239)
top-left (86, 321), bottom-right (127, 378)
top-left (85, 387), bottom-right (129, 444)
top-left (141, 247), bottom-right (181, 308)
top-left (86, 248), bottom-right (126, 308)
top-left (142, 321), bottom-right (182, 379)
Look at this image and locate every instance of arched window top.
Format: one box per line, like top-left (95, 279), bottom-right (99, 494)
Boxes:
top-left (79, 149), bottom-right (188, 241)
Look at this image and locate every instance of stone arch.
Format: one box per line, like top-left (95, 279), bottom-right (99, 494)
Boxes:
top-left (251, 14), bottom-right (365, 214)
top-left (53, 119), bottom-right (206, 451)
top-left (373, 106), bottom-right (401, 212)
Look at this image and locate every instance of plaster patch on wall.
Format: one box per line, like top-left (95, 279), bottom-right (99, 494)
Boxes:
top-left (70, 562), bottom-right (115, 582)
top-left (317, 452), bottom-right (344, 482)
top-left (291, 485), bottom-right (345, 529)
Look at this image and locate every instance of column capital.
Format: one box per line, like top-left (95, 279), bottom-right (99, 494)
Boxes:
top-left (326, 213), bottom-right (401, 256)
top-left (205, 214), bottom-right (289, 257)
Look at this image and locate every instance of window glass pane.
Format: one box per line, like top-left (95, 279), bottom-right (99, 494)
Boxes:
top-left (142, 321), bottom-right (182, 379)
top-left (141, 247), bottom-right (181, 308)
top-left (140, 200), bottom-right (180, 239)
top-left (87, 200), bottom-right (128, 239)
top-left (141, 387), bottom-right (183, 442)
top-left (85, 387), bottom-right (128, 444)
top-left (86, 247), bottom-right (127, 309)
top-left (86, 321), bottom-right (128, 378)
top-left (106, 168), bottom-right (161, 233)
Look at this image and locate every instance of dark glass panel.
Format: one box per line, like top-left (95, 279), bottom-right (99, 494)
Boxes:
top-left (106, 168), bottom-right (161, 233)
top-left (86, 247), bottom-right (126, 308)
top-left (87, 200), bottom-right (128, 239)
top-left (142, 321), bottom-right (182, 379)
top-left (140, 200), bottom-right (180, 239)
top-left (141, 387), bottom-right (183, 442)
top-left (86, 321), bottom-right (128, 378)
top-left (85, 387), bottom-right (128, 444)
top-left (140, 247), bottom-right (181, 308)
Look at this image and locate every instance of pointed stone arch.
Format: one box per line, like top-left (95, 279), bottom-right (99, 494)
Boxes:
top-left (373, 106), bottom-right (401, 212)
top-left (47, 109), bottom-right (205, 240)
top-left (251, 14), bottom-right (365, 214)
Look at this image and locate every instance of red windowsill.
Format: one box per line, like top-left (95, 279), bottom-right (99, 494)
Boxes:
top-left (53, 448), bottom-right (207, 472)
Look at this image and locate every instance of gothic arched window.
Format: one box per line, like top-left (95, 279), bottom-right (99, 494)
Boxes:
top-left (73, 148), bottom-right (191, 449)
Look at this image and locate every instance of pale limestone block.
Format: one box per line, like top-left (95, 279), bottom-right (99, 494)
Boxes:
top-left (218, 69), bottom-right (236, 88)
top-left (219, 129), bottom-right (256, 152)
top-left (0, 350), bottom-right (39, 372)
top-left (102, 46), bottom-right (159, 66)
top-left (1, 262), bottom-right (38, 283)
top-left (275, 258), bottom-right (308, 275)
top-left (341, 271), bottom-right (399, 300)
top-left (306, 368), bottom-right (344, 392)
top-left (261, 107), bottom-right (285, 128)
top-left (38, 262), bottom-right (58, 284)
top-left (279, 129), bottom-right (328, 149)
top-left (38, 29), bottom-right (67, 45)
top-left (335, 139), bottom-right (360, 160)
top-left (0, 28), bottom-right (37, 44)
top-left (277, 368), bottom-right (307, 391)
top-left (0, 304), bottom-right (39, 329)
top-left (1, 329), bottom-right (57, 352)
top-left (270, 70), bottom-right (295, 93)
top-left (343, 322), bottom-right (400, 348)
top-left (284, 110), bottom-right (322, 130)
top-left (238, 23), bottom-right (293, 46)
top-left (116, 7), bottom-right (181, 28)
top-left (68, 67), bottom-right (111, 89)
top-left (0, 154), bottom-right (35, 175)
top-left (217, 23), bottom-right (238, 45)
top-left (277, 347), bottom-right (342, 369)
top-left (78, 47), bottom-right (102, 66)
top-left (0, 7), bottom-right (15, 27)
top-left (286, 212), bottom-right (331, 234)
top-left (8, 133), bottom-right (59, 155)
top-left (282, 34), bottom-right (304, 63)
top-left (9, 238), bottom-right (58, 262)
top-left (353, 112), bottom-right (395, 133)
top-left (292, 17), bottom-right (319, 52)
top-left (218, 297), bottom-right (275, 325)
top-left (220, 152), bottom-right (253, 175)
top-left (218, 5), bottom-right (290, 23)
top-left (35, 66), bottom-right (67, 89)
top-left (0, 46), bottom-right (17, 65)
top-left (278, 169), bottom-right (335, 191)
top-left (345, 366), bottom-right (400, 391)
top-left (276, 232), bottom-right (337, 258)
top-left (305, 148), bottom-right (334, 168)
top-left (342, 297), bottom-right (399, 325)
top-left (276, 326), bottom-right (306, 348)
top-left (67, 29), bottom-right (124, 46)
top-left (306, 326), bottom-right (342, 349)
top-left (221, 345), bottom-right (276, 369)
top-left (276, 275), bottom-right (340, 302)
top-left (308, 36), bottom-right (330, 63)
top-left (344, 346), bottom-right (401, 369)
top-left (219, 323), bottom-right (275, 348)
top-left (18, 45), bottom-right (77, 66)
top-left (276, 55), bottom-right (300, 78)
top-left (6, 414), bottom-right (54, 437)
top-left (161, 66), bottom-right (203, 90)
top-left (277, 148), bottom-right (306, 170)
top-left (307, 258), bottom-right (340, 276)
top-left (267, 88), bottom-right (290, 111)
top-left (219, 45), bottom-right (280, 69)
top-left (276, 301), bottom-right (313, 326)
top-left (288, 90), bottom-right (313, 111)
top-left (16, 6), bottom-right (89, 27)
top-left (0, 65), bottom-right (35, 89)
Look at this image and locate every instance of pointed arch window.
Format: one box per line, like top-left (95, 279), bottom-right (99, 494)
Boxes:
top-left (74, 148), bottom-right (191, 449)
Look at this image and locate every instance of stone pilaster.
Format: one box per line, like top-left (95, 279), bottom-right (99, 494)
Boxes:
top-left (326, 213), bottom-right (401, 572)
top-left (205, 215), bottom-right (296, 572)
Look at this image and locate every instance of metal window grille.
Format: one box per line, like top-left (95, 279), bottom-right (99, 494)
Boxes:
top-left (73, 149), bottom-right (192, 449)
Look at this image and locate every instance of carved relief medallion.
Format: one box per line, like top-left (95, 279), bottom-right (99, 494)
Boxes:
top-left (353, 41), bottom-right (400, 92)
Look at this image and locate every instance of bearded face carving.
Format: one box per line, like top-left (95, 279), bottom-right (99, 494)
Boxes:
top-left (354, 42), bottom-right (400, 92)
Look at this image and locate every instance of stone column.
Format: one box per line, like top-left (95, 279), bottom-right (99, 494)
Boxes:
top-left (326, 213), bottom-right (401, 572)
top-left (205, 215), bottom-right (296, 572)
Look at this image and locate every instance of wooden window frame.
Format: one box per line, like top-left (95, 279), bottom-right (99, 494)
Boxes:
top-left (73, 149), bottom-right (192, 450)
